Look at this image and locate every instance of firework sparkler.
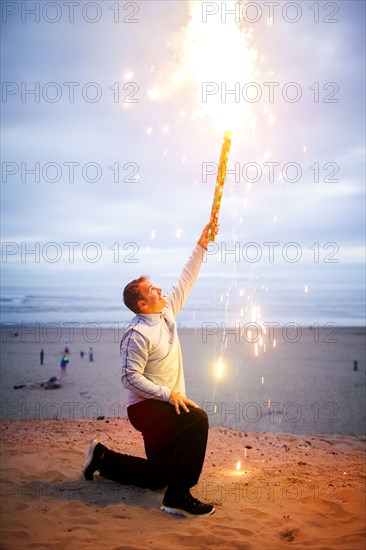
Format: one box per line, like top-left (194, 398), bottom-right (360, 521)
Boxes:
top-left (209, 130), bottom-right (232, 241)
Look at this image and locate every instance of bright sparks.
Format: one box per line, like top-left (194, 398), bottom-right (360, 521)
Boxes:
top-left (231, 460), bottom-right (247, 476)
top-left (147, 88), bottom-right (160, 100)
top-left (216, 356), bottom-right (224, 379)
top-left (148, 0), bottom-right (257, 136)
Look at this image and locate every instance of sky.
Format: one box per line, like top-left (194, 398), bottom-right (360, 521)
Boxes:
top-left (1, 0), bottom-right (365, 326)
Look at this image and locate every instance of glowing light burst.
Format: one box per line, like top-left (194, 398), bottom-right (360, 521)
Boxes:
top-left (230, 459), bottom-right (247, 476)
top-left (216, 356), bottom-right (224, 379)
top-left (182, 1), bottom-right (257, 134)
top-left (148, 0), bottom-right (257, 136)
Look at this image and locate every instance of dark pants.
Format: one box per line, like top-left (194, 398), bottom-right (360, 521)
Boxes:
top-left (99, 400), bottom-right (209, 493)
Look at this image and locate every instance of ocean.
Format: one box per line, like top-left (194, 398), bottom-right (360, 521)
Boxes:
top-left (1, 278), bottom-right (364, 329)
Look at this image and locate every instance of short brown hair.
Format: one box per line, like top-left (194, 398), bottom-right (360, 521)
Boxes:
top-left (123, 275), bottom-right (149, 313)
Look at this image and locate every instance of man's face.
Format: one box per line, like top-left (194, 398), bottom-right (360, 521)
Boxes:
top-left (137, 279), bottom-right (166, 314)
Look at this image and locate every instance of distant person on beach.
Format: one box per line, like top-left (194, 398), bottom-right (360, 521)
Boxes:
top-left (40, 349), bottom-right (44, 365)
top-left (60, 355), bottom-right (69, 376)
top-left (88, 347), bottom-right (93, 362)
top-left (80, 350), bottom-right (84, 359)
top-left (64, 346), bottom-right (69, 354)
top-left (82, 221), bottom-right (218, 518)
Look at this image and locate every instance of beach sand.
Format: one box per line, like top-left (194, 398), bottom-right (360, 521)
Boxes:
top-left (0, 326), bottom-right (365, 548)
top-left (0, 419), bottom-right (365, 549)
top-left (1, 326), bottom-right (365, 434)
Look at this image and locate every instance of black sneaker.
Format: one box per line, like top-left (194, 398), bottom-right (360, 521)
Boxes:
top-left (82, 439), bottom-right (105, 480)
top-left (161, 491), bottom-right (215, 518)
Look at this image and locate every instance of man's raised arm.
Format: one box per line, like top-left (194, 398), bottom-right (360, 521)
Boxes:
top-left (164, 221), bottom-right (219, 317)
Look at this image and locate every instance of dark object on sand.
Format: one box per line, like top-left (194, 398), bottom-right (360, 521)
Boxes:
top-left (43, 376), bottom-right (61, 389)
top-left (14, 376), bottom-right (61, 390)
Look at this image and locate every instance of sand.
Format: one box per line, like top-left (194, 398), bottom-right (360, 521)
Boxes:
top-left (1, 326), bottom-right (365, 434)
top-left (0, 326), bottom-right (365, 548)
top-left (0, 419), bottom-right (365, 549)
